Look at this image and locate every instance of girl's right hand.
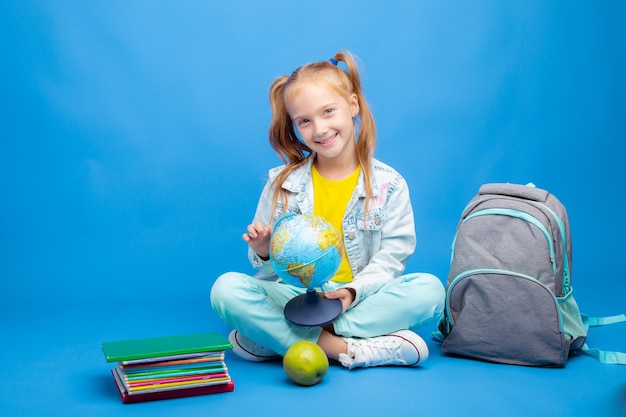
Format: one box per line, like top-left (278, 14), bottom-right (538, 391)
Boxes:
top-left (242, 221), bottom-right (273, 259)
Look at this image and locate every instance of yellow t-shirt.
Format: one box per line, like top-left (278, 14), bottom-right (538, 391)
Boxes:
top-left (311, 164), bottom-right (360, 283)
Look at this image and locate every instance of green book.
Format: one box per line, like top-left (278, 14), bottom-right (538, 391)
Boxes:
top-left (101, 333), bottom-right (232, 363)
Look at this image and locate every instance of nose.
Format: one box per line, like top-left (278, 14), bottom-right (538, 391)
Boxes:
top-left (313, 119), bottom-right (329, 137)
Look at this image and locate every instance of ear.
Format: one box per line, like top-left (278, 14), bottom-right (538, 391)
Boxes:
top-left (349, 93), bottom-right (359, 117)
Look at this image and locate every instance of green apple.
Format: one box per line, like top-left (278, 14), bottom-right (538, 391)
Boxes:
top-left (283, 341), bottom-right (329, 386)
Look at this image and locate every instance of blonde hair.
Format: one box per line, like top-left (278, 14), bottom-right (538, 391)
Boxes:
top-left (267, 51), bottom-right (376, 218)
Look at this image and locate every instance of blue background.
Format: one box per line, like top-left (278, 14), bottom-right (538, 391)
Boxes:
top-left (1, 1), bottom-right (625, 416)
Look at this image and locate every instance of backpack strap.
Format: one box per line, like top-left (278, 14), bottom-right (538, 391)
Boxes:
top-left (583, 314), bottom-right (626, 327)
top-left (579, 313), bottom-right (626, 365)
top-left (432, 328), bottom-right (444, 343)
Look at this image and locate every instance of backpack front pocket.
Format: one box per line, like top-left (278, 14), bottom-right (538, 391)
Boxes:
top-left (442, 269), bottom-right (568, 367)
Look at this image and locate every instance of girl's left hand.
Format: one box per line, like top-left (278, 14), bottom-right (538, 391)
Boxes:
top-left (324, 288), bottom-right (356, 313)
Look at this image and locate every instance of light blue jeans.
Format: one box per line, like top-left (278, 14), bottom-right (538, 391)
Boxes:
top-left (210, 272), bottom-right (445, 355)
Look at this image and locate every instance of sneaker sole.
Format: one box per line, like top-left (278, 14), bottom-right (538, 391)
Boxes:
top-left (392, 330), bottom-right (429, 365)
top-left (228, 331), bottom-right (280, 362)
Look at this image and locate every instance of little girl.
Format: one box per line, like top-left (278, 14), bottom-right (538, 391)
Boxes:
top-left (211, 51), bottom-right (445, 369)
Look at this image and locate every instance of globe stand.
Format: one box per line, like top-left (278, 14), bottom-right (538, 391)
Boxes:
top-left (284, 289), bottom-right (342, 327)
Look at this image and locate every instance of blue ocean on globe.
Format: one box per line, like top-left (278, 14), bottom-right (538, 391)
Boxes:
top-left (269, 213), bottom-right (343, 289)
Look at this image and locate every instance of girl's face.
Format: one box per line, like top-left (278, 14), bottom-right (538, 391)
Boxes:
top-left (286, 81), bottom-right (359, 166)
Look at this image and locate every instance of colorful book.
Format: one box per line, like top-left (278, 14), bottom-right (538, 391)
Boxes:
top-left (101, 332), bottom-right (235, 403)
top-left (101, 332), bottom-right (232, 363)
top-left (121, 352), bottom-right (225, 368)
top-left (113, 366), bottom-right (231, 392)
top-left (111, 370), bottom-right (235, 404)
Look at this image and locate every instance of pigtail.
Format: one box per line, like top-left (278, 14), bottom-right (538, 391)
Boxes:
top-left (268, 76), bottom-right (312, 217)
top-left (331, 51), bottom-right (377, 219)
top-left (269, 76), bottom-right (311, 164)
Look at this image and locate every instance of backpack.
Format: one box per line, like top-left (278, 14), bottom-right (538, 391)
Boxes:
top-left (433, 183), bottom-right (625, 367)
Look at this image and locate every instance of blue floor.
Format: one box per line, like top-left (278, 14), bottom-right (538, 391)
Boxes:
top-left (2, 2), bottom-right (626, 416)
top-left (1, 295), bottom-right (625, 417)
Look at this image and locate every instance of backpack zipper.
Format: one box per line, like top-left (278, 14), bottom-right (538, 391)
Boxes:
top-left (455, 200), bottom-right (571, 296)
top-left (444, 268), bottom-right (564, 333)
top-left (532, 202), bottom-right (571, 296)
top-left (452, 208), bottom-right (557, 278)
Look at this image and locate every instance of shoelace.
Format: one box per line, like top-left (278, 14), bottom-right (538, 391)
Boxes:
top-left (353, 336), bottom-right (405, 367)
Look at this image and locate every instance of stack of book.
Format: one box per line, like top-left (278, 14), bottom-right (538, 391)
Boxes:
top-left (101, 332), bottom-right (235, 403)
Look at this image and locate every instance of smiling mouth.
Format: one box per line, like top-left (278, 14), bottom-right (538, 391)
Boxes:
top-left (317, 132), bottom-right (337, 146)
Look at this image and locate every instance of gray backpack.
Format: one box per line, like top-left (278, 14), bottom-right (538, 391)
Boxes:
top-left (433, 183), bottom-right (625, 366)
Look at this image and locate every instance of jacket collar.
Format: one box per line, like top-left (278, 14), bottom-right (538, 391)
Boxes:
top-left (280, 154), bottom-right (382, 199)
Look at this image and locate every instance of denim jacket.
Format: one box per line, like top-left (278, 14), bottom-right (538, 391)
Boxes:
top-left (249, 155), bottom-right (416, 306)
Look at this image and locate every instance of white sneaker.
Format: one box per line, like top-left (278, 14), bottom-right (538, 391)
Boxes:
top-left (338, 330), bottom-right (429, 369)
top-left (228, 330), bottom-right (280, 362)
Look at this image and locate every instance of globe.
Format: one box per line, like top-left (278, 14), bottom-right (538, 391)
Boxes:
top-left (269, 213), bottom-right (343, 290)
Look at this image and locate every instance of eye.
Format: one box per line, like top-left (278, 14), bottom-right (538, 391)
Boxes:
top-left (324, 108), bottom-right (334, 115)
top-left (297, 119), bottom-right (309, 127)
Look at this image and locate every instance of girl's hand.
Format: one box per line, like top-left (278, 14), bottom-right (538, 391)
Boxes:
top-left (242, 221), bottom-right (273, 259)
top-left (324, 288), bottom-right (356, 313)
